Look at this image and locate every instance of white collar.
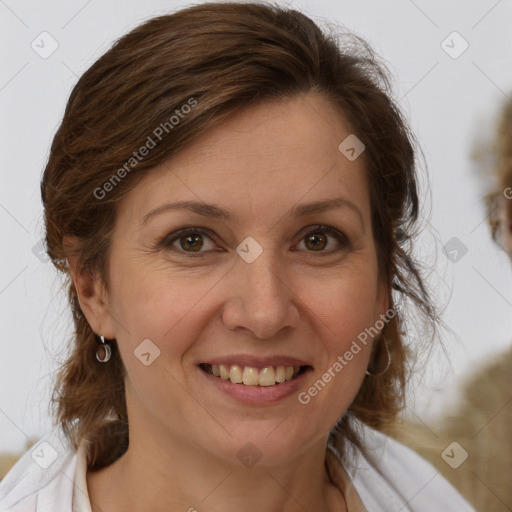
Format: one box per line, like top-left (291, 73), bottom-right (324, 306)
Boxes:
top-left (71, 442), bottom-right (92, 512)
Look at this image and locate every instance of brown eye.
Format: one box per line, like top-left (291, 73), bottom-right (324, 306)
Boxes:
top-left (295, 225), bottom-right (351, 255)
top-left (179, 233), bottom-right (204, 252)
top-left (304, 232), bottom-right (328, 251)
top-left (159, 227), bottom-right (216, 256)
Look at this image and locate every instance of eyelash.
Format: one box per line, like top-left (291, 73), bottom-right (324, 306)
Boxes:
top-left (156, 224), bottom-right (351, 258)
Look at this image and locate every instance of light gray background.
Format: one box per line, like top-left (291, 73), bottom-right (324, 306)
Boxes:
top-left (1, 0), bottom-right (511, 453)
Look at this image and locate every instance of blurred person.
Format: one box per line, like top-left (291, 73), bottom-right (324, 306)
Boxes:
top-left (433, 96), bottom-right (512, 511)
top-left (394, 97), bottom-right (512, 512)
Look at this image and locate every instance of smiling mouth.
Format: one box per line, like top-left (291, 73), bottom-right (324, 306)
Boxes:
top-left (199, 363), bottom-right (310, 387)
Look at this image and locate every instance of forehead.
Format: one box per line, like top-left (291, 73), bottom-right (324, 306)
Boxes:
top-left (118, 93), bottom-right (370, 226)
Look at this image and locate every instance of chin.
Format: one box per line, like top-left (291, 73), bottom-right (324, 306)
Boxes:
top-left (204, 422), bottom-right (324, 469)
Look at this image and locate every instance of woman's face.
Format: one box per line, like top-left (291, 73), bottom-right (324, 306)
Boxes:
top-left (96, 92), bottom-right (389, 465)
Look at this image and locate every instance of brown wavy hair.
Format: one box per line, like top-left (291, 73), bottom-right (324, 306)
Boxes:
top-left (41, 1), bottom-right (436, 471)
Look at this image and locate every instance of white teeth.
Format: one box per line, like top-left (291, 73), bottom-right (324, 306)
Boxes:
top-left (206, 364), bottom-right (303, 386)
top-left (219, 364), bottom-right (230, 380)
top-left (259, 366), bottom-right (276, 386)
top-left (229, 365), bottom-right (243, 384)
top-left (275, 365), bottom-right (286, 383)
top-left (242, 366), bottom-right (259, 386)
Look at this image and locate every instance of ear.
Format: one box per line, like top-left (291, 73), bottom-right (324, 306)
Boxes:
top-left (64, 236), bottom-right (116, 340)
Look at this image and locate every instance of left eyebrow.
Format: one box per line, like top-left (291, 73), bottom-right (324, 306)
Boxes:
top-left (141, 197), bottom-right (365, 232)
top-left (290, 197), bottom-right (364, 232)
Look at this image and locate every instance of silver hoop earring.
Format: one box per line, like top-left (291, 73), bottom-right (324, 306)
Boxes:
top-left (366, 338), bottom-right (390, 376)
top-left (96, 335), bottom-right (112, 363)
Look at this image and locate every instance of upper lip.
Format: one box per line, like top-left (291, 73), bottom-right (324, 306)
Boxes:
top-left (200, 355), bottom-right (312, 368)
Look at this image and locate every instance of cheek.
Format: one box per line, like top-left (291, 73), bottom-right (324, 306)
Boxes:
top-left (297, 268), bottom-right (378, 409)
top-left (108, 271), bottom-right (211, 417)
top-left (109, 267), bottom-right (217, 366)
top-left (305, 268), bottom-right (380, 346)
top-left (298, 283), bottom-right (376, 426)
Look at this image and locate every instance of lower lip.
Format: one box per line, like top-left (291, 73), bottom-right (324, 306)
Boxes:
top-left (198, 367), bottom-right (309, 405)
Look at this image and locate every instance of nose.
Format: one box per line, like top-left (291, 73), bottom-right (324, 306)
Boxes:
top-left (221, 249), bottom-right (300, 340)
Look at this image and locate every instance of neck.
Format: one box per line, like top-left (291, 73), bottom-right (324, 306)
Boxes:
top-left (87, 424), bottom-right (347, 512)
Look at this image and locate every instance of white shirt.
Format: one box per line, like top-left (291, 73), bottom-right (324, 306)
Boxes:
top-left (0, 421), bottom-right (476, 511)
